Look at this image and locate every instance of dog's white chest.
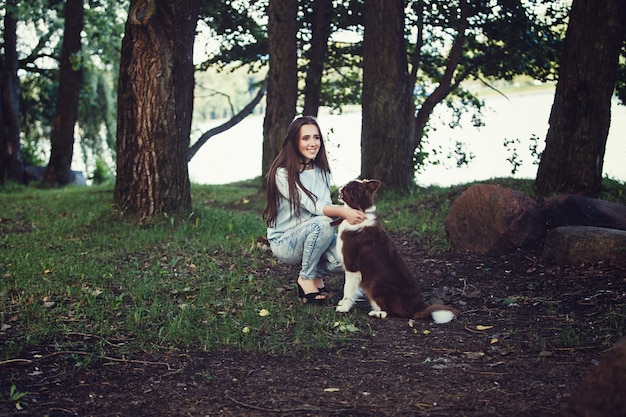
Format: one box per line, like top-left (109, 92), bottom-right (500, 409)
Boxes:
top-left (336, 210), bottom-right (377, 267)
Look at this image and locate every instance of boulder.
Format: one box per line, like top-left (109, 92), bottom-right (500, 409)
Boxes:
top-left (542, 226), bottom-right (626, 267)
top-left (560, 337), bottom-right (626, 417)
top-left (445, 184), bottom-right (545, 254)
top-left (541, 194), bottom-right (626, 231)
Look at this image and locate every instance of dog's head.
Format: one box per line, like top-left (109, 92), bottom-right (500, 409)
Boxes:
top-left (338, 179), bottom-right (381, 211)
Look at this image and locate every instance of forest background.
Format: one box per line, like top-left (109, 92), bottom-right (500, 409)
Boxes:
top-left (1, 0), bottom-right (625, 216)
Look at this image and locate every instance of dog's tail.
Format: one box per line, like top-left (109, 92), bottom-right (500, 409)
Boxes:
top-left (413, 304), bottom-right (458, 324)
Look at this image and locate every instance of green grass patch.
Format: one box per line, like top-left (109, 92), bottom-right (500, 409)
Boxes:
top-left (1, 177), bottom-right (625, 360)
top-left (0, 182), bottom-right (370, 359)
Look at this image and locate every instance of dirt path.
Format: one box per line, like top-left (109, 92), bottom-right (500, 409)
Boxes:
top-left (2, 241), bottom-right (624, 416)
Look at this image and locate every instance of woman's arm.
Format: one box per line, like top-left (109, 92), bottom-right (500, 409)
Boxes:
top-left (323, 204), bottom-right (365, 225)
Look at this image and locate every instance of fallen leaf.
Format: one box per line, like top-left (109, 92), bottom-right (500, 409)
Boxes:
top-left (502, 296), bottom-right (517, 306)
top-left (490, 338), bottom-right (499, 344)
top-left (476, 325), bottom-right (493, 331)
top-left (463, 351), bottom-right (485, 360)
top-left (338, 324), bottom-right (359, 332)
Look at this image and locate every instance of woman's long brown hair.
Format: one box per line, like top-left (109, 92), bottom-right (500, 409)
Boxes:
top-left (263, 116), bottom-right (332, 227)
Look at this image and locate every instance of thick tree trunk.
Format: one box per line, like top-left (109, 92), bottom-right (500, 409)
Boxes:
top-left (302, 0), bottom-right (332, 117)
top-left (361, 0), bottom-right (412, 193)
top-left (535, 0), bottom-right (626, 197)
top-left (0, 1), bottom-right (25, 184)
top-left (43, 0), bottom-right (84, 187)
top-left (261, 0), bottom-right (298, 182)
top-left (114, 0), bottom-right (198, 217)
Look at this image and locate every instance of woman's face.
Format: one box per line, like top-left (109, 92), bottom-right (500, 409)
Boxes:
top-left (298, 124), bottom-right (321, 162)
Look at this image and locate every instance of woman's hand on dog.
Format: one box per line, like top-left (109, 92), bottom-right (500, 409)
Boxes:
top-left (343, 207), bottom-right (365, 225)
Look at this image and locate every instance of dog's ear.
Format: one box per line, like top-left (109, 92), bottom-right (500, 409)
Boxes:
top-left (365, 179), bottom-right (381, 194)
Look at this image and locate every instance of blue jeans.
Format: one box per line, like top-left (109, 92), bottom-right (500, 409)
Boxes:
top-left (269, 216), bottom-right (344, 280)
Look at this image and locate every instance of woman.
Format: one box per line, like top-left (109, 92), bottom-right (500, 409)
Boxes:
top-left (263, 116), bottom-right (365, 304)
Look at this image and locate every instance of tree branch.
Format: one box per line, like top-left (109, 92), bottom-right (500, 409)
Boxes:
top-left (412, 0), bottom-right (469, 152)
top-left (187, 81), bottom-right (266, 162)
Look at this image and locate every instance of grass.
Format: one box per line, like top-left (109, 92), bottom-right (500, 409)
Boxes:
top-left (0, 180), bottom-right (371, 360)
top-left (1, 177), bottom-right (625, 361)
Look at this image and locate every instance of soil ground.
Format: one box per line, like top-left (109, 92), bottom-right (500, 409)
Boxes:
top-left (2, 234), bottom-right (625, 417)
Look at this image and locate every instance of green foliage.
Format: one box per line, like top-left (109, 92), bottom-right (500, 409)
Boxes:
top-left (0, 384), bottom-right (28, 409)
top-left (12, 0), bottom-right (126, 171)
top-left (406, 0), bottom-right (567, 174)
top-left (197, 0), bottom-right (268, 71)
top-left (89, 157), bottom-right (113, 185)
top-left (11, 0), bottom-right (578, 186)
top-left (600, 177), bottom-right (626, 203)
top-left (19, 73), bottom-right (57, 148)
top-left (19, 139), bottom-right (47, 167)
top-left (78, 64), bottom-right (118, 170)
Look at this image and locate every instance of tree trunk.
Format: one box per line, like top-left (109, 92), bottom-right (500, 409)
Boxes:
top-left (302, 0), bottom-right (332, 117)
top-left (0, 0), bottom-right (25, 184)
top-left (42, 0), bottom-right (84, 187)
top-left (261, 0), bottom-right (298, 182)
top-left (535, 0), bottom-right (626, 197)
top-left (361, 0), bottom-right (412, 193)
top-left (114, 0), bottom-right (198, 217)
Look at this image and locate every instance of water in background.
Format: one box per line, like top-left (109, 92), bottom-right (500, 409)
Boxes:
top-left (188, 88), bottom-right (626, 188)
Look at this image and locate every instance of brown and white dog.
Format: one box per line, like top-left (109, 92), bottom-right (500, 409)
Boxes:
top-left (335, 179), bottom-right (458, 324)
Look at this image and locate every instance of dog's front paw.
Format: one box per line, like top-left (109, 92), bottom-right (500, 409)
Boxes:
top-left (368, 310), bottom-right (388, 319)
top-left (336, 299), bottom-right (353, 313)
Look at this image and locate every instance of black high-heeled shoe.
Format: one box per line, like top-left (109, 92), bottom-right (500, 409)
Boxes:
top-left (297, 282), bottom-right (328, 305)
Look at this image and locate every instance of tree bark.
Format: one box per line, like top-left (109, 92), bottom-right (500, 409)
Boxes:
top-left (302, 0), bottom-right (332, 117)
top-left (361, 0), bottom-right (412, 193)
top-left (42, 0), bottom-right (84, 187)
top-left (114, 0), bottom-right (198, 217)
top-left (0, 0), bottom-right (25, 184)
top-left (535, 0), bottom-right (626, 197)
top-left (261, 0), bottom-right (298, 182)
